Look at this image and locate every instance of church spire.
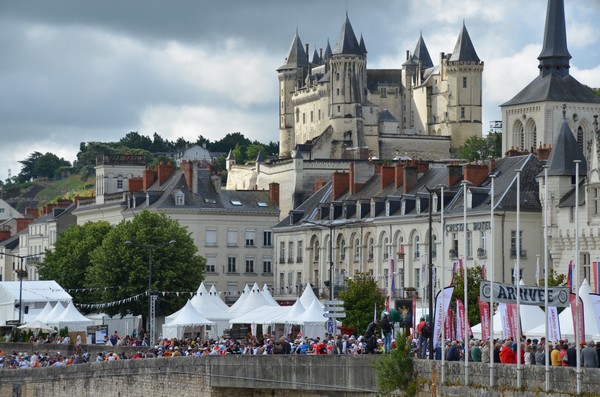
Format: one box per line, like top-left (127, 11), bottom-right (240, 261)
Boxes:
top-left (538, 0), bottom-right (571, 78)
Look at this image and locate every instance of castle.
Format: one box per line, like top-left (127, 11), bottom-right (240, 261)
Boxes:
top-left (277, 14), bottom-right (484, 160)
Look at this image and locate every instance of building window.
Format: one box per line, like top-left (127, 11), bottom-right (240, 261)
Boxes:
top-left (583, 253), bottom-right (591, 282)
top-left (337, 105), bottom-right (340, 112)
top-left (462, 77), bottom-right (467, 88)
top-left (205, 229), bottom-right (217, 247)
top-left (279, 242), bottom-right (285, 263)
top-left (263, 258), bottom-right (272, 274)
top-left (451, 233), bottom-right (459, 258)
top-left (340, 239), bottom-right (346, 261)
top-left (310, 111), bottom-right (313, 122)
top-left (318, 109), bottom-right (321, 120)
top-left (303, 113), bottom-right (306, 124)
top-left (245, 257), bottom-right (255, 273)
top-left (206, 256), bottom-right (216, 273)
top-left (380, 87), bottom-right (387, 98)
top-left (175, 192), bottom-right (184, 205)
top-left (384, 268), bottom-right (389, 288)
top-left (511, 267), bottom-right (523, 284)
top-left (354, 239), bottom-right (360, 261)
top-left (263, 231), bottom-right (272, 247)
top-left (415, 267), bottom-right (421, 289)
top-left (432, 235), bottom-right (437, 258)
top-left (227, 229), bottom-right (238, 247)
top-left (414, 235), bottom-right (421, 258)
top-left (314, 240), bottom-right (320, 262)
top-left (510, 230), bottom-right (524, 257)
top-left (0, 208), bottom-right (4, 213)
top-left (480, 231), bottom-right (487, 257)
top-left (297, 241), bottom-right (303, 263)
top-left (227, 257), bottom-right (237, 273)
top-left (368, 238), bottom-right (374, 261)
top-left (117, 176), bottom-right (124, 191)
top-left (296, 272), bottom-right (302, 291)
top-left (466, 231), bottom-right (473, 258)
top-left (383, 237), bottom-right (389, 260)
top-left (245, 230), bottom-right (255, 247)
top-left (288, 241), bottom-right (294, 263)
top-left (460, 107), bottom-right (465, 119)
top-left (296, 109), bottom-right (299, 123)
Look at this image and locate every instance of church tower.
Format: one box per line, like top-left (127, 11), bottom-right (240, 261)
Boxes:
top-left (328, 14), bottom-right (367, 157)
top-left (277, 31), bottom-right (309, 158)
top-left (445, 22), bottom-right (484, 148)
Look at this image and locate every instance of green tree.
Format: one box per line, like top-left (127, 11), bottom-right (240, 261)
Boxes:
top-left (540, 267), bottom-right (567, 287)
top-left (17, 151), bottom-right (43, 182)
top-left (458, 133), bottom-right (502, 161)
top-left (85, 211), bottom-right (205, 319)
top-left (246, 143), bottom-right (266, 161)
top-left (451, 264), bottom-right (483, 327)
top-left (338, 272), bottom-right (385, 334)
top-left (374, 335), bottom-right (418, 397)
top-left (120, 132), bottom-right (153, 151)
top-left (33, 152), bottom-right (71, 179)
top-left (38, 221), bottom-right (113, 305)
top-left (210, 132), bottom-right (251, 153)
top-left (232, 142), bottom-right (246, 164)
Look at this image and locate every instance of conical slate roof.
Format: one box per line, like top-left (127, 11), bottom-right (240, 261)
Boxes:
top-left (359, 34), bottom-right (367, 55)
top-left (280, 30), bottom-right (308, 70)
top-left (323, 40), bottom-right (333, 61)
top-left (538, 0), bottom-right (571, 78)
top-left (547, 111), bottom-right (587, 176)
top-left (311, 48), bottom-right (323, 65)
top-left (448, 22), bottom-right (480, 62)
top-left (333, 14), bottom-right (361, 55)
top-left (412, 33), bottom-right (433, 68)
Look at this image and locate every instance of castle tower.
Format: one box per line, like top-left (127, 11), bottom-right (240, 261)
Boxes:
top-left (277, 31), bottom-right (309, 158)
top-left (402, 33), bottom-right (434, 133)
top-left (328, 14), bottom-right (366, 156)
top-left (445, 22), bottom-right (484, 148)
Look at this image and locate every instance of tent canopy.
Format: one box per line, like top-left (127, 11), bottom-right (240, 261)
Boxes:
top-left (165, 300), bottom-right (214, 327)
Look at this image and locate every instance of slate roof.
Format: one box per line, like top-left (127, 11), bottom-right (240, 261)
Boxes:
top-left (366, 70), bottom-right (402, 93)
top-left (323, 40), bottom-right (333, 61)
top-left (278, 31), bottom-right (308, 71)
top-left (412, 33), bottom-right (433, 68)
top-left (333, 14), bottom-right (362, 56)
top-left (538, 0), bottom-right (571, 78)
top-left (448, 23), bottom-right (480, 63)
top-left (378, 109), bottom-right (397, 122)
top-left (359, 35), bottom-right (367, 55)
top-left (546, 116), bottom-right (588, 176)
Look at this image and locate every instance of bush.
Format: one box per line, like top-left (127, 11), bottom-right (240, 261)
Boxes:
top-left (374, 334), bottom-right (418, 396)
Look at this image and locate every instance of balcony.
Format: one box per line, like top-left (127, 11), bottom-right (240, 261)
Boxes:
top-left (26, 256), bottom-right (42, 265)
top-left (477, 248), bottom-right (487, 259)
top-left (510, 249), bottom-right (527, 258)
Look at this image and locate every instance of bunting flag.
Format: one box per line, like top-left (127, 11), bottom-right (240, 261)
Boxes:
top-left (593, 261), bottom-right (599, 294)
top-left (390, 258), bottom-right (396, 298)
top-left (567, 260), bottom-right (573, 292)
top-left (478, 297), bottom-right (491, 341)
top-left (76, 292), bottom-right (147, 310)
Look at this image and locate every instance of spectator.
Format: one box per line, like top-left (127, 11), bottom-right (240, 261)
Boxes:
top-left (500, 341), bottom-right (516, 364)
top-left (471, 340), bottom-right (482, 362)
top-left (582, 340), bottom-right (598, 368)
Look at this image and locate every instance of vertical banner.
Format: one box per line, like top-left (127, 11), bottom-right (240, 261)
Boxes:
top-left (567, 261), bottom-right (573, 292)
top-left (433, 286), bottom-right (454, 349)
top-left (569, 293), bottom-right (585, 343)
top-left (478, 297), bottom-right (490, 341)
top-left (506, 303), bottom-right (519, 340)
top-left (390, 258), bottom-right (396, 298)
top-left (445, 309), bottom-right (455, 341)
top-left (593, 262), bottom-right (599, 294)
top-left (499, 303), bottom-right (509, 339)
top-left (547, 306), bottom-right (561, 342)
top-left (588, 293), bottom-right (600, 337)
top-left (456, 298), bottom-right (465, 341)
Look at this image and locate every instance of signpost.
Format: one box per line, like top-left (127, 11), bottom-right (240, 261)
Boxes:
top-left (324, 300), bottom-right (346, 321)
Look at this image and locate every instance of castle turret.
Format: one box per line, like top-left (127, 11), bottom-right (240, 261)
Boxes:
top-left (445, 22), bottom-right (484, 148)
top-left (277, 30), bottom-right (309, 158)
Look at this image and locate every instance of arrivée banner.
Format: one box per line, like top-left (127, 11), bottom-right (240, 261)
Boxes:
top-left (479, 280), bottom-right (569, 307)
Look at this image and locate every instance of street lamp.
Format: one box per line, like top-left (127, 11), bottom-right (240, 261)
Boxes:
top-left (124, 239), bottom-right (176, 346)
top-left (0, 252), bottom-right (45, 325)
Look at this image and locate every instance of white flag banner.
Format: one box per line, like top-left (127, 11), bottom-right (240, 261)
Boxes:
top-left (588, 293), bottom-right (600, 337)
top-left (547, 306), bottom-right (561, 342)
top-left (499, 303), bottom-right (509, 339)
top-left (433, 286), bottom-right (454, 349)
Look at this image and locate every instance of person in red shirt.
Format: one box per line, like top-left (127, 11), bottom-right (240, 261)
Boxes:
top-left (499, 340), bottom-right (517, 364)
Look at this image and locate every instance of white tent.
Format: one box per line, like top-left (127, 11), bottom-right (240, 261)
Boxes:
top-left (228, 283), bottom-right (277, 318)
top-left (299, 283), bottom-right (321, 309)
top-left (228, 284), bottom-right (251, 314)
top-left (295, 299), bottom-right (328, 340)
top-left (262, 284), bottom-right (279, 306)
top-left (190, 283), bottom-right (232, 337)
top-left (0, 280), bottom-right (72, 325)
top-left (34, 302), bottom-right (54, 322)
top-left (208, 285), bottom-right (230, 311)
top-left (39, 301), bottom-right (66, 323)
top-left (162, 300), bottom-right (215, 340)
top-left (50, 301), bottom-right (93, 332)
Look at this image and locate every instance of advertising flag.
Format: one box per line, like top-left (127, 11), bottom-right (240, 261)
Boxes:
top-left (433, 286), bottom-right (454, 349)
top-left (456, 298), bottom-right (465, 341)
top-left (499, 303), bottom-right (509, 339)
top-left (569, 293), bottom-right (585, 343)
top-left (478, 297), bottom-right (491, 341)
top-left (567, 261), bottom-right (573, 292)
top-left (547, 306), bottom-right (561, 342)
top-left (588, 293), bottom-right (600, 337)
top-left (593, 262), bottom-right (599, 294)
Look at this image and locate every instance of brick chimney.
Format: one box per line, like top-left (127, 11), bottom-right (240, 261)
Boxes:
top-left (489, 158), bottom-right (496, 174)
top-left (269, 182), bottom-right (280, 207)
top-left (25, 208), bottom-right (39, 218)
top-left (381, 165), bottom-right (395, 190)
top-left (535, 144), bottom-right (552, 161)
top-left (16, 218), bottom-right (33, 233)
top-left (181, 161), bottom-right (194, 190)
top-left (43, 203), bottom-right (56, 216)
top-left (314, 177), bottom-right (326, 192)
top-left (448, 162), bottom-right (463, 186)
top-left (0, 229), bottom-right (10, 241)
top-left (415, 160), bottom-right (429, 173)
top-left (332, 172), bottom-right (350, 200)
top-left (395, 162), bottom-right (405, 189)
top-left (506, 146), bottom-right (529, 157)
top-left (403, 165), bottom-right (418, 193)
top-left (143, 166), bottom-right (156, 190)
top-left (56, 199), bottom-right (72, 208)
top-left (128, 177), bottom-right (143, 192)
top-left (157, 161), bottom-right (175, 188)
top-left (464, 160), bottom-right (489, 187)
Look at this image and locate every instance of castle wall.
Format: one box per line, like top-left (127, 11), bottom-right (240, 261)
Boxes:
top-left (379, 135), bottom-right (450, 160)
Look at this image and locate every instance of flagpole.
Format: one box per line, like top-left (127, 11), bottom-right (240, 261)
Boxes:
top-left (462, 179), bottom-right (469, 386)
top-left (515, 167), bottom-right (522, 389)
top-left (543, 165), bottom-right (550, 392)
top-left (440, 184), bottom-right (446, 384)
top-left (574, 159), bottom-right (581, 395)
top-left (489, 172), bottom-right (496, 387)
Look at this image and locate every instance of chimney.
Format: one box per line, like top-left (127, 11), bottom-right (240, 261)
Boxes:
top-left (128, 177), bottom-right (143, 192)
top-left (535, 143), bottom-right (552, 161)
top-left (381, 165), bottom-right (395, 190)
top-left (0, 230), bottom-right (10, 241)
top-left (447, 162), bottom-right (462, 186)
top-left (464, 160), bottom-right (489, 187)
top-left (269, 182), bottom-right (280, 207)
top-left (314, 177), bottom-right (326, 192)
top-left (406, 50), bottom-right (410, 61)
top-left (25, 208), bottom-right (39, 218)
top-left (157, 161), bottom-right (175, 187)
top-left (44, 203), bottom-right (56, 216)
top-left (143, 166), bottom-right (156, 190)
top-left (395, 162), bottom-right (404, 189)
top-left (332, 172), bottom-right (350, 200)
top-left (181, 160), bottom-right (194, 189)
top-left (16, 218), bottom-right (33, 233)
top-left (416, 160), bottom-right (429, 173)
top-left (403, 165), bottom-right (418, 194)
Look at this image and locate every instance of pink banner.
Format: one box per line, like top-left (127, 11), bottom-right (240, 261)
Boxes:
top-left (446, 309), bottom-right (455, 340)
top-left (506, 303), bottom-right (519, 340)
top-left (569, 293), bottom-right (585, 343)
top-left (478, 297), bottom-right (490, 341)
top-left (456, 299), bottom-right (465, 341)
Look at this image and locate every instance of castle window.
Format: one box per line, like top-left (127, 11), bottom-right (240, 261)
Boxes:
top-left (336, 72), bottom-right (340, 81)
top-left (463, 77), bottom-right (467, 88)
top-left (318, 109), bottom-right (321, 120)
top-left (310, 111), bottom-right (313, 122)
top-left (117, 176), bottom-right (124, 191)
top-left (303, 113), bottom-right (306, 124)
top-left (577, 126), bottom-right (584, 150)
top-left (337, 106), bottom-right (341, 113)
top-left (296, 109), bottom-right (299, 123)
top-left (337, 88), bottom-right (340, 96)
top-left (460, 107), bottom-right (465, 119)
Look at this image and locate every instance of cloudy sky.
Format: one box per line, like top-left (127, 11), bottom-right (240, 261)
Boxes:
top-left (1, 0), bottom-right (599, 180)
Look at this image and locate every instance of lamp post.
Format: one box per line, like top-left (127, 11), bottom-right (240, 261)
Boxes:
top-left (0, 252), bottom-right (45, 325)
top-left (423, 185), bottom-right (436, 360)
top-left (124, 239), bottom-right (176, 346)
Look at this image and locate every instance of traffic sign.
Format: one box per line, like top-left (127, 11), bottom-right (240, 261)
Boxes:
top-left (325, 306), bottom-right (345, 312)
top-left (323, 312), bottom-right (346, 318)
top-left (326, 320), bottom-right (335, 333)
top-left (325, 300), bottom-right (344, 305)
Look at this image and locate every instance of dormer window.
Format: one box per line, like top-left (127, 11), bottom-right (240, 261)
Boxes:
top-left (385, 202), bottom-right (390, 216)
top-left (416, 199), bottom-right (421, 214)
top-left (401, 201), bottom-right (406, 215)
top-left (231, 200), bottom-right (242, 206)
top-left (174, 191), bottom-right (185, 206)
top-left (466, 190), bottom-right (473, 209)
